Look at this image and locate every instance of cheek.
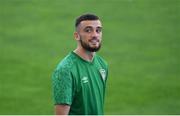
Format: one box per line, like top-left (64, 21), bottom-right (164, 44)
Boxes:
top-left (99, 33), bottom-right (102, 37)
top-left (99, 34), bottom-right (102, 38)
top-left (81, 34), bottom-right (91, 41)
top-left (98, 34), bottom-right (102, 41)
top-left (96, 33), bottom-right (102, 38)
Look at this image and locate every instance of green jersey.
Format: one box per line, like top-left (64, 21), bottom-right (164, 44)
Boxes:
top-left (52, 51), bottom-right (108, 115)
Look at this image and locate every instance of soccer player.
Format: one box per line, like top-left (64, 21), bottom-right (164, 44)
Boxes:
top-left (52, 13), bottom-right (108, 115)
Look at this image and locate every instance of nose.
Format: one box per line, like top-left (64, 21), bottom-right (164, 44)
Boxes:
top-left (92, 30), bottom-right (99, 38)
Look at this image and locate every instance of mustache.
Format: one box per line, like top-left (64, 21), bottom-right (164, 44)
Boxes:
top-left (89, 37), bottom-right (100, 42)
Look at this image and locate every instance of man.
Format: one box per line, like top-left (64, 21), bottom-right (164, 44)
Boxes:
top-left (52, 13), bottom-right (108, 115)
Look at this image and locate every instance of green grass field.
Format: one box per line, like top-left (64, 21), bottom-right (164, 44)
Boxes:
top-left (0, 0), bottom-right (180, 114)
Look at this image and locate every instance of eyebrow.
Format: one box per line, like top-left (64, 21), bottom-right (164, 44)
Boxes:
top-left (84, 26), bottom-right (102, 29)
top-left (97, 26), bottom-right (102, 29)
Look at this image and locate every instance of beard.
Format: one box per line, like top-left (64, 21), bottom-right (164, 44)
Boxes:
top-left (79, 37), bottom-right (101, 52)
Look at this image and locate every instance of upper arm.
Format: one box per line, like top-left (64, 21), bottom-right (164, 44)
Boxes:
top-left (55, 104), bottom-right (70, 115)
top-left (52, 67), bottom-right (73, 106)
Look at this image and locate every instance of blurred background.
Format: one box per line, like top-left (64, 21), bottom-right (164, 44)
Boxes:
top-left (0, 0), bottom-right (180, 114)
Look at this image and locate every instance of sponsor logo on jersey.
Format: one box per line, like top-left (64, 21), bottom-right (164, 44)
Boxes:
top-left (81, 76), bottom-right (88, 84)
top-left (99, 68), bottom-right (106, 81)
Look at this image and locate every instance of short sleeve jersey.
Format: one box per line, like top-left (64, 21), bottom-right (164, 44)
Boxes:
top-left (52, 51), bottom-right (108, 115)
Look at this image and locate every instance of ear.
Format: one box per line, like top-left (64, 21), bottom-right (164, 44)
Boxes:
top-left (74, 32), bottom-right (80, 41)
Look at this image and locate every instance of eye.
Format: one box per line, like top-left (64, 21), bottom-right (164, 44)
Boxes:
top-left (96, 28), bottom-right (102, 33)
top-left (84, 28), bottom-right (92, 33)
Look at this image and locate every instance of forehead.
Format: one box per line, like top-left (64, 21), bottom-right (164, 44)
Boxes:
top-left (79, 20), bottom-right (102, 28)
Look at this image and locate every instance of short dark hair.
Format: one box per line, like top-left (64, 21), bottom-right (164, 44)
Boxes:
top-left (75, 13), bottom-right (100, 28)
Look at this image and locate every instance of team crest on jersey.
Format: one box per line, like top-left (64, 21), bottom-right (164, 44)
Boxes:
top-left (99, 68), bottom-right (106, 81)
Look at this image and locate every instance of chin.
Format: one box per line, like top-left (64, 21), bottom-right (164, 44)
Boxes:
top-left (91, 44), bottom-right (99, 48)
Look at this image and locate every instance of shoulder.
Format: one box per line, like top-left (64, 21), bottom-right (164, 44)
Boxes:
top-left (56, 52), bottom-right (77, 71)
top-left (52, 52), bottom-right (78, 79)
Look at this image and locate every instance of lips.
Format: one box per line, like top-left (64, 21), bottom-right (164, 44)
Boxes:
top-left (89, 39), bottom-right (99, 44)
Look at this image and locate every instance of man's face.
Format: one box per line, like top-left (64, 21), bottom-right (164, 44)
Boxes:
top-left (76, 20), bottom-right (102, 52)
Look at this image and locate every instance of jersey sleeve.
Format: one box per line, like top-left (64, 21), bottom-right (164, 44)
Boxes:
top-left (52, 66), bottom-right (73, 105)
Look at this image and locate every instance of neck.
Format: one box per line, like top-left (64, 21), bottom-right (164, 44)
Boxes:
top-left (74, 47), bottom-right (95, 62)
